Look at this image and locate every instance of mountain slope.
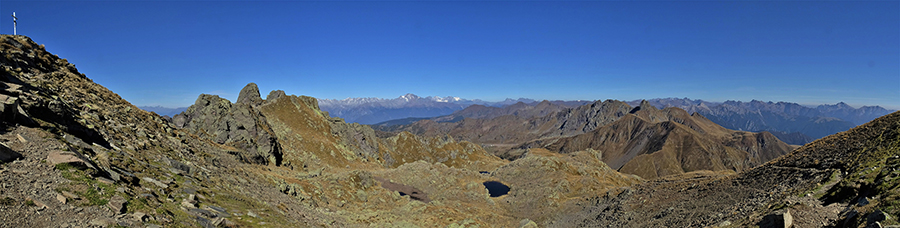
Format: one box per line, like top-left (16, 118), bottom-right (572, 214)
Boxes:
top-left (553, 110), bottom-right (900, 227)
top-left (522, 101), bottom-right (792, 179)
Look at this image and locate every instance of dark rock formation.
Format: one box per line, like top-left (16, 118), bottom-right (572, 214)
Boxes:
top-left (173, 83), bottom-right (281, 165)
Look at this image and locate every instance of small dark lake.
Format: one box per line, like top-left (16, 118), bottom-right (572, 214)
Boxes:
top-left (483, 181), bottom-right (510, 197)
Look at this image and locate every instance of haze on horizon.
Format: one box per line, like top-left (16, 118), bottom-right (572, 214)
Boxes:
top-left (1, 1), bottom-right (897, 109)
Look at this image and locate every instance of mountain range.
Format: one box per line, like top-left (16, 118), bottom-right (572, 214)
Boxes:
top-left (317, 94), bottom-right (592, 124)
top-left (628, 98), bottom-right (895, 144)
top-left (2, 35), bottom-right (898, 227)
top-left (137, 105), bottom-right (187, 117)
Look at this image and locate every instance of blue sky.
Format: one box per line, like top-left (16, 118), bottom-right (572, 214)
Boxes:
top-left (2, 1), bottom-right (898, 109)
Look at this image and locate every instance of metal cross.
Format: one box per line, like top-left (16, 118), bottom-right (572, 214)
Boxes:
top-left (12, 12), bottom-right (16, 35)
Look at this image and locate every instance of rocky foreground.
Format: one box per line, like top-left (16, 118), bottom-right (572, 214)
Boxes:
top-left (0, 35), bottom-right (898, 228)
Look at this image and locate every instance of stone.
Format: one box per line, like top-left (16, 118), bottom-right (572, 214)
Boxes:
top-left (189, 208), bottom-right (217, 218)
top-left (47, 150), bottom-right (96, 170)
top-left (0, 143), bottom-right (22, 163)
top-left (96, 177), bottom-right (115, 184)
top-left (205, 205), bottom-right (227, 214)
top-left (519, 219), bottom-right (538, 228)
top-left (61, 191), bottom-right (79, 199)
top-left (89, 218), bottom-right (114, 227)
top-left (181, 198), bottom-right (197, 209)
top-left (859, 197), bottom-right (870, 206)
top-left (56, 193), bottom-right (66, 204)
top-left (141, 177), bottom-right (169, 189)
top-left (868, 210), bottom-right (889, 224)
top-left (759, 210), bottom-right (792, 228)
top-left (26, 197), bottom-right (47, 210)
top-left (167, 158), bottom-right (191, 174)
top-left (107, 195), bottom-right (127, 214)
top-left (132, 211), bottom-right (147, 222)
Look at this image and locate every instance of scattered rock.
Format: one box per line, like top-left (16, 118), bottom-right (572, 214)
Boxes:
top-left (519, 219), bottom-right (538, 228)
top-left (132, 211), bottom-right (147, 222)
top-left (141, 177), bottom-right (169, 189)
top-left (858, 197), bottom-right (870, 206)
top-left (759, 210), bottom-right (792, 228)
top-left (89, 218), bottom-right (114, 227)
top-left (56, 193), bottom-right (66, 204)
top-left (181, 197), bottom-right (197, 209)
top-left (107, 195), bottom-right (127, 214)
top-left (47, 150), bottom-right (96, 170)
top-left (868, 210), bottom-right (889, 224)
top-left (26, 197), bottom-right (47, 210)
top-left (61, 190), bottom-right (79, 199)
top-left (190, 208), bottom-right (218, 218)
top-left (96, 176), bottom-right (115, 184)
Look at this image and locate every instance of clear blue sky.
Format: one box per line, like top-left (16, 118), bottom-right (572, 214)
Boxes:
top-left (2, 1), bottom-right (898, 109)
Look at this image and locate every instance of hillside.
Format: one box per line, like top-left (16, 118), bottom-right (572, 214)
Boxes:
top-left (553, 110), bottom-right (900, 227)
top-left (382, 99), bottom-right (793, 179)
top-left (518, 101), bottom-right (793, 179)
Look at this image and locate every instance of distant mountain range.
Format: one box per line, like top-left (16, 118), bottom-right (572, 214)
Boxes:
top-left (137, 105), bottom-right (187, 117)
top-left (143, 95), bottom-right (894, 146)
top-left (626, 98), bottom-right (895, 144)
top-left (317, 93), bottom-right (590, 124)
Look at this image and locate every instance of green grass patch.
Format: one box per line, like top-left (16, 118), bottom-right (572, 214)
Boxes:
top-left (55, 164), bottom-right (115, 206)
top-left (24, 200), bottom-right (35, 206)
top-left (0, 196), bottom-right (15, 205)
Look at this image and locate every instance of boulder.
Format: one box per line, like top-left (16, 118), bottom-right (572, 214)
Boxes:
top-left (868, 210), bottom-right (889, 224)
top-left (107, 195), bottom-right (127, 214)
top-left (55, 193), bottom-right (66, 204)
top-left (47, 150), bottom-right (96, 170)
top-left (759, 210), bottom-right (792, 228)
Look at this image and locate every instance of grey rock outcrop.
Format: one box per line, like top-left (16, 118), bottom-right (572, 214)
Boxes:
top-left (173, 83), bottom-right (282, 165)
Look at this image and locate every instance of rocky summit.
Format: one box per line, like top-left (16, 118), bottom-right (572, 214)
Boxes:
top-left (1, 34), bottom-right (898, 228)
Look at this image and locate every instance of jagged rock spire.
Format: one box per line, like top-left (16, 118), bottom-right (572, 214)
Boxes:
top-left (237, 83), bottom-right (263, 105)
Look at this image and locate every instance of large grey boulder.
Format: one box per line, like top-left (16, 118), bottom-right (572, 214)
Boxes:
top-left (173, 83), bottom-right (282, 165)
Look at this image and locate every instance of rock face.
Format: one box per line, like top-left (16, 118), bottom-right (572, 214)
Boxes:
top-left (173, 83), bottom-right (282, 165)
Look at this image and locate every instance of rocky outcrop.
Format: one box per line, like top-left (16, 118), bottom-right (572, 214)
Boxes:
top-left (173, 83), bottom-right (281, 165)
